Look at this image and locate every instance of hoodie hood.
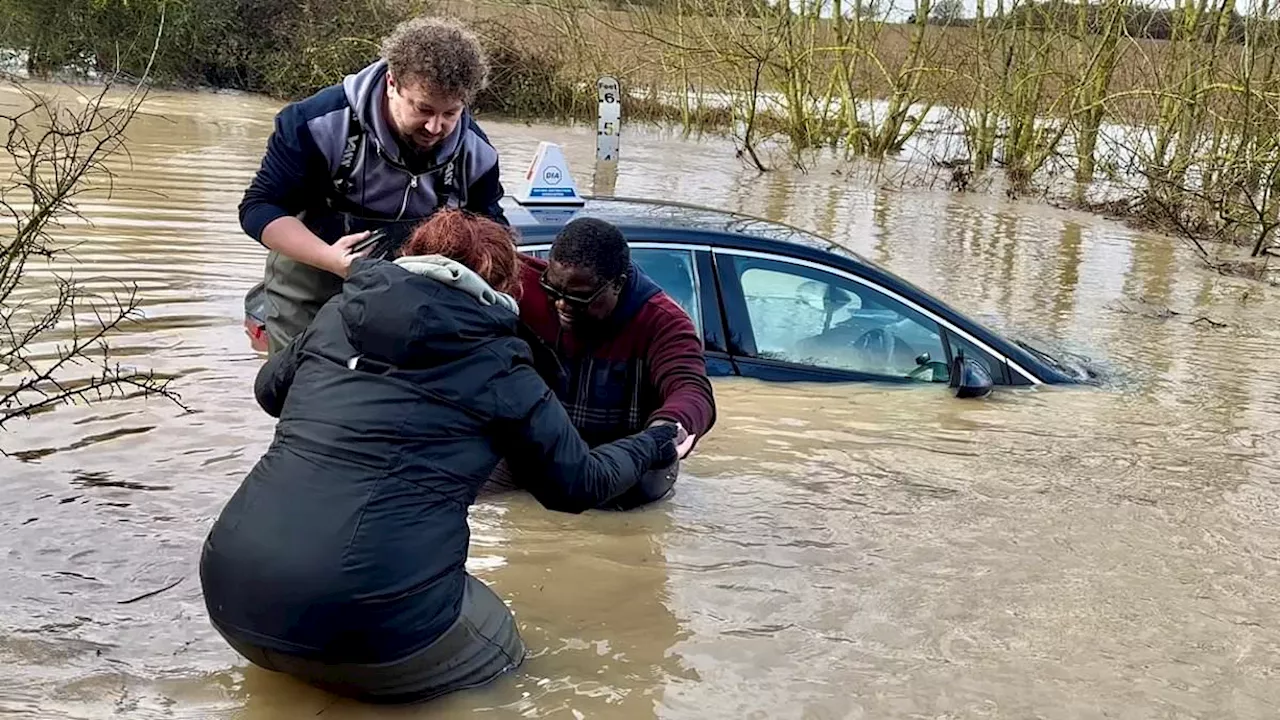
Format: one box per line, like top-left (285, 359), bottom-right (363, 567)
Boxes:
top-left (599, 261), bottom-right (664, 335)
top-left (337, 257), bottom-right (517, 368)
top-left (341, 60), bottom-right (468, 169)
top-left (393, 254), bottom-right (518, 314)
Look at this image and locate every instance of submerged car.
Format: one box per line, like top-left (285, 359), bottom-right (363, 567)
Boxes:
top-left (244, 195), bottom-right (1083, 398)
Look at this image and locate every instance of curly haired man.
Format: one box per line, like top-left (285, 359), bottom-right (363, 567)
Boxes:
top-left (239, 16), bottom-right (509, 354)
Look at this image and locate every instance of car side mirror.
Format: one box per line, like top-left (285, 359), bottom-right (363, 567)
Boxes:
top-left (949, 349), bottom-right (993, 399)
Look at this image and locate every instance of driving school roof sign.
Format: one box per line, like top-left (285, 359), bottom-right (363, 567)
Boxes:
top-left (515, 141), bottom-right (585, 206)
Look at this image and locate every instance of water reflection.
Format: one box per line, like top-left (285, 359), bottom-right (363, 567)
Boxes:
top-left (220, 495), bottom-right (684, 720)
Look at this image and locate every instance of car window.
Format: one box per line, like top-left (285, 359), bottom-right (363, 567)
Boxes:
top-left (632, 248), bottom-right (701, 335)
top-left (735, 257), bottom-right (949, 382)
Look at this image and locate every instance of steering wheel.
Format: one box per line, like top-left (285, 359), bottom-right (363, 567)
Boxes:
top-left (853, 327), bottom-right (942, 381)
top-left (852, 328), bottom-right (896, 369)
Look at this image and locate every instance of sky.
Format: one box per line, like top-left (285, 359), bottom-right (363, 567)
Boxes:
top-left (785, 0), bottom-right (1274, 22)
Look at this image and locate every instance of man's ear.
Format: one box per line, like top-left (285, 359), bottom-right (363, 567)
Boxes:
top-left (386, 71), bottom-right (398, 92)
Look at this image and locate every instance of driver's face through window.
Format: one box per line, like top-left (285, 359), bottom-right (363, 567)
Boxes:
top-left (737, 259), bottom-right (949, 381)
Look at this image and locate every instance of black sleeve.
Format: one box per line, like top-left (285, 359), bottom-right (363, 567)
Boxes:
top-left (492, 365), bottom-right (678, 514)
top-left (253, 335), bottom-right (306, 418)
top-left (238, 104), bottom-right (329, 243)
top-left (463, 117), bottom-right (508, 225)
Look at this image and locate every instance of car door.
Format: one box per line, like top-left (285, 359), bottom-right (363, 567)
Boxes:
top-left (713, 249), bottom-right (1013, 385)
top-left (521, 243), bottom-right (736, 377)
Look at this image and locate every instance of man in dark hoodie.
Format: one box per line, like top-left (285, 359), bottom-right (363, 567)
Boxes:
top-left (498, 218), bottom-right (716, 508)
top-left (238, 16), bottom-right (507, 354)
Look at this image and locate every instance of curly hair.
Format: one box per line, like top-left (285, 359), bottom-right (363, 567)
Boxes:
top-left (549, 218), bottom-right (630, 282)
top-left (380, 16), bottom-right (489, 103)
top-left (400, 210), bottom-right (522, 299)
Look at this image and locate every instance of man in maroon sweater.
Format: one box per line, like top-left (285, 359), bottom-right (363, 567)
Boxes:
top-left (512, 218), bottom-right (715, 504)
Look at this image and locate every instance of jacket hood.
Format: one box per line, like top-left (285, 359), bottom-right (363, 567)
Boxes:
top-left (338, 257), bottom-right (517, 368)
top-left (341, 60), bottom-right (468, 169)
top-left (602, 261), bottom-right (664, 333)
top-left (393, 255), bottom-right (519, 314)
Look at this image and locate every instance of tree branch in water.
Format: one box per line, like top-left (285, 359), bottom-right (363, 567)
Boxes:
top-left (0, 12), bottom-right (187, 436)
top-left (117, 577), bottom-right (184, 605)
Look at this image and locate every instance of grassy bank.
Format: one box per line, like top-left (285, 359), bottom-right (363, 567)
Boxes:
top-left (4, 0), bottom-right (1280, 274)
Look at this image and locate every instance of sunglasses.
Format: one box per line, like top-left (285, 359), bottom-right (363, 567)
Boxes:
top-left (539, 271), bottom-right (624, 309)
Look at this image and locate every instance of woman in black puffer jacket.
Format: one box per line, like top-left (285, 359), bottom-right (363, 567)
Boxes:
top-left (199, 210), bottom-right (677, 705)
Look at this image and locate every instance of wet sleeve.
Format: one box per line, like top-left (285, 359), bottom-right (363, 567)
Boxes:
top-left (238, 106), bottom-right (326, 244)
top-left (253, 335), bottom-right (306, 418)
top-left (492, 364), bottom-right (678, 514)
top-left (645, 305), bottom-right (717, 439)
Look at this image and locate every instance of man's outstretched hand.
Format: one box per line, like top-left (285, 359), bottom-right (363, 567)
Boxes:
top-left (675, 432), bottom-right (697, 459)
top-left (326, 230), bottom-right (373, 278)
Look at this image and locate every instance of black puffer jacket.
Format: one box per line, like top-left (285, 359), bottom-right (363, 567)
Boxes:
top-left (199, 257), bottom-right (676, 664)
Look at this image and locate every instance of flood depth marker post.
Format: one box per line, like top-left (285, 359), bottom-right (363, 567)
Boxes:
top-left (593, 75), bottom-right (621, 197)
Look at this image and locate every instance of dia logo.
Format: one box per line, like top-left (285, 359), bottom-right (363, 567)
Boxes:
top-left (542, 166), bottom-right (563, 185)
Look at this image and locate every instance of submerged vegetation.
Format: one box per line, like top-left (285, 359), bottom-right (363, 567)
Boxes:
top-left (3, 0), bottom-right (1280, 273)
top-left (528, 0), bottom-right (1280, 273)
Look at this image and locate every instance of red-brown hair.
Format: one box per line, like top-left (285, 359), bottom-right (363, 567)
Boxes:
top-left (400, 209), bottom-right (522, 298)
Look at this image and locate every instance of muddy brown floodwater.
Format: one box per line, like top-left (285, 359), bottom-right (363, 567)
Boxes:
top-left (3, 83), bottom-right (1280, 720)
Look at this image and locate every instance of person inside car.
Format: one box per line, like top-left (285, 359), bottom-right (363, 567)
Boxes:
top-left (485, 217), bottom-right (715, 509)
top-left (199, 210), bottom-right (679, 704)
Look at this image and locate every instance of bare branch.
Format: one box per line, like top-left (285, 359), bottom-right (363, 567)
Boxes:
top-left (0, 15), bottom-right (185, 440)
